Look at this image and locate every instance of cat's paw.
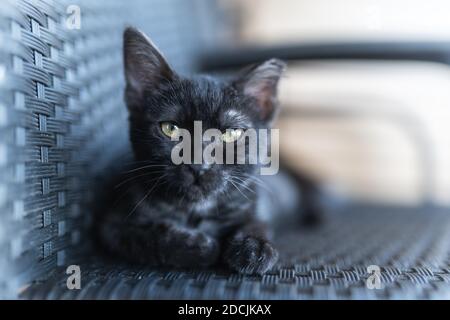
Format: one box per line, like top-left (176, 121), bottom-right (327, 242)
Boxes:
top-left (164, 229), bottom-right (220, 267)
top-left (224, 234), bottom-right (279, 275)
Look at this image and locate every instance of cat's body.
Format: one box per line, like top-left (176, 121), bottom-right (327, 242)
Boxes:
top-left (96, 27), bottom-right (320, 274)
top-left (97, 168), bottom-right (272, 272)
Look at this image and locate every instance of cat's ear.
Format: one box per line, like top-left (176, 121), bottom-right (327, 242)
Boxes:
top-left (123, 27), bottom-right (175, 102)
top-left (232, 59), bottom-right (286, 123)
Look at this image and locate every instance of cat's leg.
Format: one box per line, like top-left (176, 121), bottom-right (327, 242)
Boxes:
top-left (99, 214), bottom-right (220, 267)
top-left (290, 169), bottom-right (324, 225)
top-left (222, 219), bottom-right (279, 275)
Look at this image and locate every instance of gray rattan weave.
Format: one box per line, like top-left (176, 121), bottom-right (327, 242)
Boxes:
top-left (22, 208), bottom-right (450, 299)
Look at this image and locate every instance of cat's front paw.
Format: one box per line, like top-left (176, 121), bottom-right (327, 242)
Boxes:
top-left (224, 233), bottom-right (278, 275)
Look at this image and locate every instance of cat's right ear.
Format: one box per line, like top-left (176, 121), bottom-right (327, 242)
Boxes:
top-left (123, 27), bottom-right (175, 109)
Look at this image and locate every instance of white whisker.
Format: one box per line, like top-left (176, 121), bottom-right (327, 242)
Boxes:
top-left (228, 178), bottom-right (250, 201)
top-left (115, 170), bottom-right (166, 189)
top-left (125, 174), bottom-right (168, 220)
top-left (122, 164), bottom-right (168, 174)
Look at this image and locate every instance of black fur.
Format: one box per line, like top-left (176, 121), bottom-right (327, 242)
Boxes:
top-left (96, 27), bottom-right (313, 274)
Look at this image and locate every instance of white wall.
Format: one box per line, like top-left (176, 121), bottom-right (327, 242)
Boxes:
top-left (226, 0), bottom-right (450, 44)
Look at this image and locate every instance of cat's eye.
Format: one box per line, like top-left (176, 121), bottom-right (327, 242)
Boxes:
top-left (221, 128), bottom-right (243, 143)
top-left (160, 122), bottom-right (180, 139)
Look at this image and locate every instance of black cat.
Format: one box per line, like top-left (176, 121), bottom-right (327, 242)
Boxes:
top-left (96, 27), bottom-right (319, 275)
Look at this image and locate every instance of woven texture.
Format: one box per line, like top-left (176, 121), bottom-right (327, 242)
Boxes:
top-left (0, 0), bottom-right (221, 298)
top-left (22, 208), bottom-right (450, 299)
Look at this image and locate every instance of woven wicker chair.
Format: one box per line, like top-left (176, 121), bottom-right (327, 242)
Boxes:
top-left (1, 0), bottom-right (449, 299)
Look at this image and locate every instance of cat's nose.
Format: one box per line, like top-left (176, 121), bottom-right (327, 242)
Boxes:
top-left (188, 163), bottom-right (211, 177)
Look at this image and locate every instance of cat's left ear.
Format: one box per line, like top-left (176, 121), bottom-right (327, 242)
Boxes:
top-left (123, 27), bottom-right (175, 104)
top-left (232, 59), bottom-right (286, 124)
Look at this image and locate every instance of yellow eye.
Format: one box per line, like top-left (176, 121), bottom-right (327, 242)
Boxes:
top-left (160, 122), bottom-right (180, 138)
top-left (221, 128), bottom-right (243, 143)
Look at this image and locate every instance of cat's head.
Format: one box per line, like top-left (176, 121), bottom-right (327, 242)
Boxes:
top-left (123, 27), bottom-right (285, 204)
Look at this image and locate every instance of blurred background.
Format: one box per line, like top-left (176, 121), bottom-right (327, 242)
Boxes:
top-left (1, 0), bottom-right (450, 299)
top-left (212, 0), bottom-right (450, 207)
